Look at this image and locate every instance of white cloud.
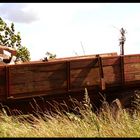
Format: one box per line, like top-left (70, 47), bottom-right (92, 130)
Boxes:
top-left (0, 3), bottom-right (39, 23)
top-left (1, 3), bottom-right (139, 60)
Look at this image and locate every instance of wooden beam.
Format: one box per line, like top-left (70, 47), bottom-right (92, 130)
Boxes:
top-left (66, 61), bottom-right (70, 92)
top-left (96, 55), bottom-right (106, 91)
top-left (5, 66), bottom-right (10, 99)
top-left (120, 55), bottom-right (125, 86)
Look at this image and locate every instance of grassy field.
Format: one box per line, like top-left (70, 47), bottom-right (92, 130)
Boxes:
top-left (0, 90), bottom-right (140, 138)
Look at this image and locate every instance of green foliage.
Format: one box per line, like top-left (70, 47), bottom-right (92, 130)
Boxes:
top-left (45, 51), bottom-right (56, 60)
top-left (0, 17), bottom-right (30, 62)
top-left (16, 46), bottom-right (31, 62)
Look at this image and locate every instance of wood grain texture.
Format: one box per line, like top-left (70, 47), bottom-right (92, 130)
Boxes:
top-left (124, 55), bottom-right (140, 64)
top-left (0, 53), bottom-right (140, 100)
top-left (103, 65), bottom-right (121, 84)
top-left (8, 63), bottom-right (67, 95)
top-left (0, 67), bottom-right (6, 97)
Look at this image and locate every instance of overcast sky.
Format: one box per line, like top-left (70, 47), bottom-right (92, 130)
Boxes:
top-left (0, 3), bottom-right (140, 60)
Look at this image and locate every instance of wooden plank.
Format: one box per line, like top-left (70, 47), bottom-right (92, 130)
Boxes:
top-left (103, 65), bottom-right (121, 75)
top-left (104, 75), bottom-right (121, 84)
top-left (66, 61), bottom-right (70, 91)
top-left (125, 72), bottom-right (140, 81)
top-left (0, 66), bottom-right (6, 97)
top-left (125, 80), bottom-right (140, 87)
top-left (10, 80), bottom-right (67, 95)
top-left (0, 86), bottom-right (5, 96)
top-left (124, 55), bottom-right (140, 64)
top-left (70, 75), bottom-right (100, 88)
top-left (8, 62), bottom-right (67, 96)
top-left (102, 57), bottom-right (120, 66)
top-left (120, 55), bottom-right (125, 86)
top-left (125, 74), bottom-right (135, 81)
top-left (97, 55), bottom-right (104, 78)
top-left (70, 58), bottom-right (98, 69)
top-left (0, 78), bottom-right (6, 85)
top-left (18, 52), bottom-right (117, 64)
top-left (9, 77), bottom-right (67, 94)
top-left (8, 89), bottom-right (68, 100)
top-left (9, 62), bottom-right (66, 72)
top-left (103, 65), bottom-right (121, 84)
top-left (105, 83), bottom-right (122, 87)
top-left (97, 55), bottom-right (106, 90)
top-left (71, 68), bottom-right (99, 78)
top-left (0, 68), bottom-right (5, 75)
top-left (9, 70), bottom-right (66, 84)
top-left (124, 63), bottom-right (140, 73)
top-left (135, 74), bottom-right (140, 80)
top-left (124, 62), bottom-right (140, 82)
top-left (70, 67), bottom-right (100, 88)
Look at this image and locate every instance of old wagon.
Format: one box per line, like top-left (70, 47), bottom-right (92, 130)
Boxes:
top-left (0, 51), bottom-right (140, 114)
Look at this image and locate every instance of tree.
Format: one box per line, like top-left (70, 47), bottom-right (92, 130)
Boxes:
top-left (45, 51), bottom-right (56, 59)
top-left (0, 17), bottom-right (30, 62)
top-left (41, 51), bottom-right (56, 61)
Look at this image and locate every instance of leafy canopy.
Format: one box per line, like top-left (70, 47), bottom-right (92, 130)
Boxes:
top-left (0, 17), bottom-right (30, 62)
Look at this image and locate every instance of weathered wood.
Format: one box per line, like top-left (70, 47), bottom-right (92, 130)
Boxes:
top-left (70, 58), bottom-right (98, 69)
top-left (102, 56), bottom-right (120, 66)
top-left (9, 62), bottom-right (66, 72)
top-left (124, 63), bottom-right (140, 73)
top-left (8, 62), bottom-right (67, 97)
top-left (9, 77), bottom-right (67, 95)
top-left (102, 63), bottom-right (121, 86)
top-left (0, 66), bottom-right (6, 100)
top-left (124, 62), bottom-right (140, 82)
top-left (97, 55), bottom-right (106, 90)
top-left (70, 67), bottom-right (100, 88)
top-left (7, 89), bottom-right (68, 100)
top-left (9, 70), bottom-right (66, 84)
top-left (1, 52), bottom-right (140, 115)
top-left (9, 80), bottom-right (67, 95)
top-left (0, 53), bottom-right (139, 101)
top-left (124, 55), bottom-right (140, 64)
top-left (70, 68), bottom-right (99, 78)
top-left (5, 66), bottom-right (9, 100)
top-left (66, 61), bottom-right (70, 91)
top-left (120, 55), bottom-right (125, 86)
top-left (70, 76), bottom-right (100, 88)
top-left (23, 52), bottom-right (117, 64)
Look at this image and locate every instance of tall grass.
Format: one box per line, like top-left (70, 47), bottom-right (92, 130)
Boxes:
top-left (0, 89), bottom-right (140, 137)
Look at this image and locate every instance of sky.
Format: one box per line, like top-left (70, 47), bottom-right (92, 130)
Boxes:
top-left (0, 3), bottom-right (140, 60)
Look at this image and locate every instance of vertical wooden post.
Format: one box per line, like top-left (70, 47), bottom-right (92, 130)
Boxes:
top-left (119, 28), bottom-right (126, 87)
top-left (5, 66), bottom-right (9, 99)
top-left (96, 55), bottom-right (106, 91)
top-left (66, 61), bottom-right (70, 92)
top-left (120, 42), bottom-right (124, 55)
top-left (120, 55), bottom-right (125, 87)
